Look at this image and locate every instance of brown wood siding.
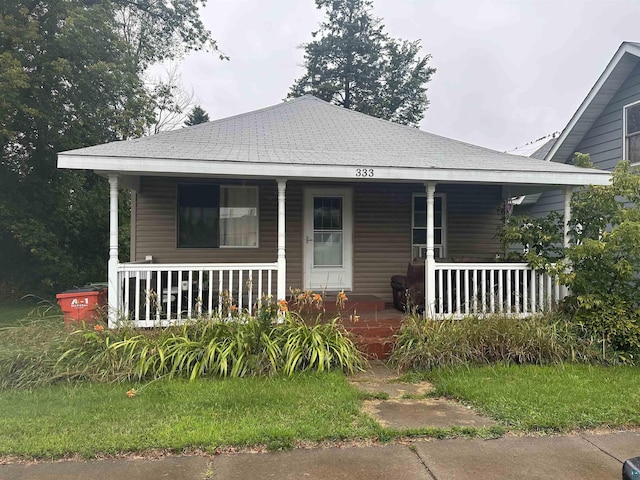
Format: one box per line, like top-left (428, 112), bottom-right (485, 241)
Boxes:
top-left (352, 183), bottom-right (413, 299)
top-left (284, 182), bottom-right (303, 292)
top-left (133, 179), bottom-right (503, 302)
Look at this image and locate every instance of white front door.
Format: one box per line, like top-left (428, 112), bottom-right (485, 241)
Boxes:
top-left (303, 188), bottom-right (353, 291)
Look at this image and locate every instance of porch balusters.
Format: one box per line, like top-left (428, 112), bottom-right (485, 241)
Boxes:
top-left (432, 263), bottom-right (561, 318)
top-left (116, 263), bottom-right (278, 327)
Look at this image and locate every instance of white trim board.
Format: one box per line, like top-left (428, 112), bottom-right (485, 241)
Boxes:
top-left (58, 154), bottom-right (611, 187)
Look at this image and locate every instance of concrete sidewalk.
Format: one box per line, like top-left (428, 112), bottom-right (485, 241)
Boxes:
top-left (2, 431), bottom-right (638, 479)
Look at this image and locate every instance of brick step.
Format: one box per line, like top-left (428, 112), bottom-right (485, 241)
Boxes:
top-left (344, 325), bottom-right (398, 337)
top-left (344, 318), bottom-right (403, 360)
top-left (354, 337), bottom-right (396, 360)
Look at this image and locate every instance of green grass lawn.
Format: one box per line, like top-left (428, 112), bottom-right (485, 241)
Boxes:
top-left (426, 364), bottom-right (640, 432)
top-left (0, 373), bottom-right (380, 459)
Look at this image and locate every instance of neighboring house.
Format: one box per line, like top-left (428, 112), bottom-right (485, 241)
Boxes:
top-left (525, 41), bottom-right (640, 217)
top-left (57, 95), bottom-right (609, 326)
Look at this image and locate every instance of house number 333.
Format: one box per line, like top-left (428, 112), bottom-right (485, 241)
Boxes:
top-left (355, 168), bottom-right (374, 177)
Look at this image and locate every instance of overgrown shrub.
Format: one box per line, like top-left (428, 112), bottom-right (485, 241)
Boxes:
top-left (501, 157), bottom-right (640, 359)
top-left (389, 313), bottom-right (599, 371)
top-left (1, 312), bottom-right (365, 390)
top-left (0, 314), bottom-right (68, 390)
top-left (563, 296), bottom-right (640, 361)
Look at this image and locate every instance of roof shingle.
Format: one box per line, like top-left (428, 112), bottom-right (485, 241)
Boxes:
top-left (62, 96), bottom-right (595, 175)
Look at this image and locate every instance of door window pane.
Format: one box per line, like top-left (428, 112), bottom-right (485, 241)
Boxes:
top-left (314, 232), bottom-right (343, 266)
top-left (314, 197), bottom-right (342, 230)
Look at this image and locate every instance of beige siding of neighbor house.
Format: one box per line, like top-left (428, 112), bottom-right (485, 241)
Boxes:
top-left (131, 178), bottom-right (504, 302)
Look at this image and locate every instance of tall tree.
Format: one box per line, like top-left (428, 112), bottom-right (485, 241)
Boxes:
top-left (0, 0), bottom-right (221, 296)
top-left (185, 105), bottom-right (211, 126)
top-left (146, 65), bottom-right (195, 135)
top-left (288, 0), bottom-right (435, 127)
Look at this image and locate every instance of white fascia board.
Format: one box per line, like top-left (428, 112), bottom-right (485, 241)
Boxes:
top-left (545, 42), bottom-right (640, 163)
top-left (59, 153), bottom-right (611, 187)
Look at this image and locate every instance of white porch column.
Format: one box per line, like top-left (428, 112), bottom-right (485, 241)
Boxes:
top-left (563, 186), bottom-right (572, 250)
top-left (277, 179), bottom-right (287, 301)
top-left (424, 181), bottom-right (437, 316)
top-left (108, 175), bottom-right (119, 328)
top-left (561, 186), bottom-right (573, 299)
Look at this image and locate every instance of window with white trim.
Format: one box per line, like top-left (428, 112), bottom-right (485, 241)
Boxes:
top-left (178, 184), bottom-right (258, 248)
top-left (624, 101), bottom-right (640, 164)
top-left (412, 193), bottom-right (446, 260)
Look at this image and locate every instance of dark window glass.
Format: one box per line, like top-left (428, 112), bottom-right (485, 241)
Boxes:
top-left (627, 103), bottom-right (640, 136)
top-left (629, 131), bottom-right (640, 163)
top-left (413, 229), bottom-right (427, 245)
top-left (314, 197), bottom-right (342, 230)
top-left (412, 194), bottom-right (445, 259)
top-left (178, 184), bottom-right (220, 248)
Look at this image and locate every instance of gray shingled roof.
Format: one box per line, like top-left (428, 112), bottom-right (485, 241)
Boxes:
top-left (61, 95), bottom-right (601, 176)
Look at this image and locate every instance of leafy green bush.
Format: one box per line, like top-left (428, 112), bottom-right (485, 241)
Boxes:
top-left (501, 157), bottom-right (640, 359)
top-left (563, 296), bottom-right (640, 361)
top-left (389, 314), bottom-right (598, 371)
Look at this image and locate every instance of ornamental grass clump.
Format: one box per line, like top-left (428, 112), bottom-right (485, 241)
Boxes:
top-left (389, 313), bottom-right (598, 371)
top-left (0, 308), bottom-right (69, 390)
top-left (52, 312), bottom-right (365, 384)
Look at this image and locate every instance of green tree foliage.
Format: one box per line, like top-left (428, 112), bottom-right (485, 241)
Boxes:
top-left (288, 0), bottom-right (435, 127)
top-left (0, 0), bottom-right (219, 295)
top-left (185, 105), bottom-right (211, 126)
top-left (502, 156), bottom-right (640, 358)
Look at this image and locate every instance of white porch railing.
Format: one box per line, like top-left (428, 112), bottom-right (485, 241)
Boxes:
top-left (116, 262), bottom-right (278, 327)
top-left (432, 262), bottom-right (562, 317)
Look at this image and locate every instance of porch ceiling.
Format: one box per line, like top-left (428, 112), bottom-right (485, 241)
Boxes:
top-left (59, 96), bottom-right (611, 188)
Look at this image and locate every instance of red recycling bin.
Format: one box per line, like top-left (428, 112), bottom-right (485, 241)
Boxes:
top-left (56, 286), bottom-right (107, 326)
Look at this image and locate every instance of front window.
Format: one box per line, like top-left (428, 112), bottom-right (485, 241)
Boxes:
top-left (624, 101), bottom-right (640, 164)
top-left (412, 193), bottom-right (446, 260)
top-left (220, 186), bottom-right (258, 247)
top-left (178, 184), bottom-right (258, 248)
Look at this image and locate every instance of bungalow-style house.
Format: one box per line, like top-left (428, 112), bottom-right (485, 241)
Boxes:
top-left (57, 95), bottom-right (610, 327)
top-left (525, 41), bottom-right (640, 217)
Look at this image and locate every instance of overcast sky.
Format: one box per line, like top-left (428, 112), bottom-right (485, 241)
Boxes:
top-left (172, 0), bottom-right (640, 152)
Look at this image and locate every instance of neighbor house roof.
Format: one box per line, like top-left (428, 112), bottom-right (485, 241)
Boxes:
top-left (58, 95), bottom-right (610, 187)
top-left (507, 134), bottom-right (558, 159)
top-left (546, 41), bottom-right (640, 163)
top-left (507, 134), bottom-right (560, 205)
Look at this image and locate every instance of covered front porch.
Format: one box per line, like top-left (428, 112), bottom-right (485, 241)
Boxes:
top-left (57, 96), bottom-right (611, 328)
top-left (107, 175), bottom-right (569, 328)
